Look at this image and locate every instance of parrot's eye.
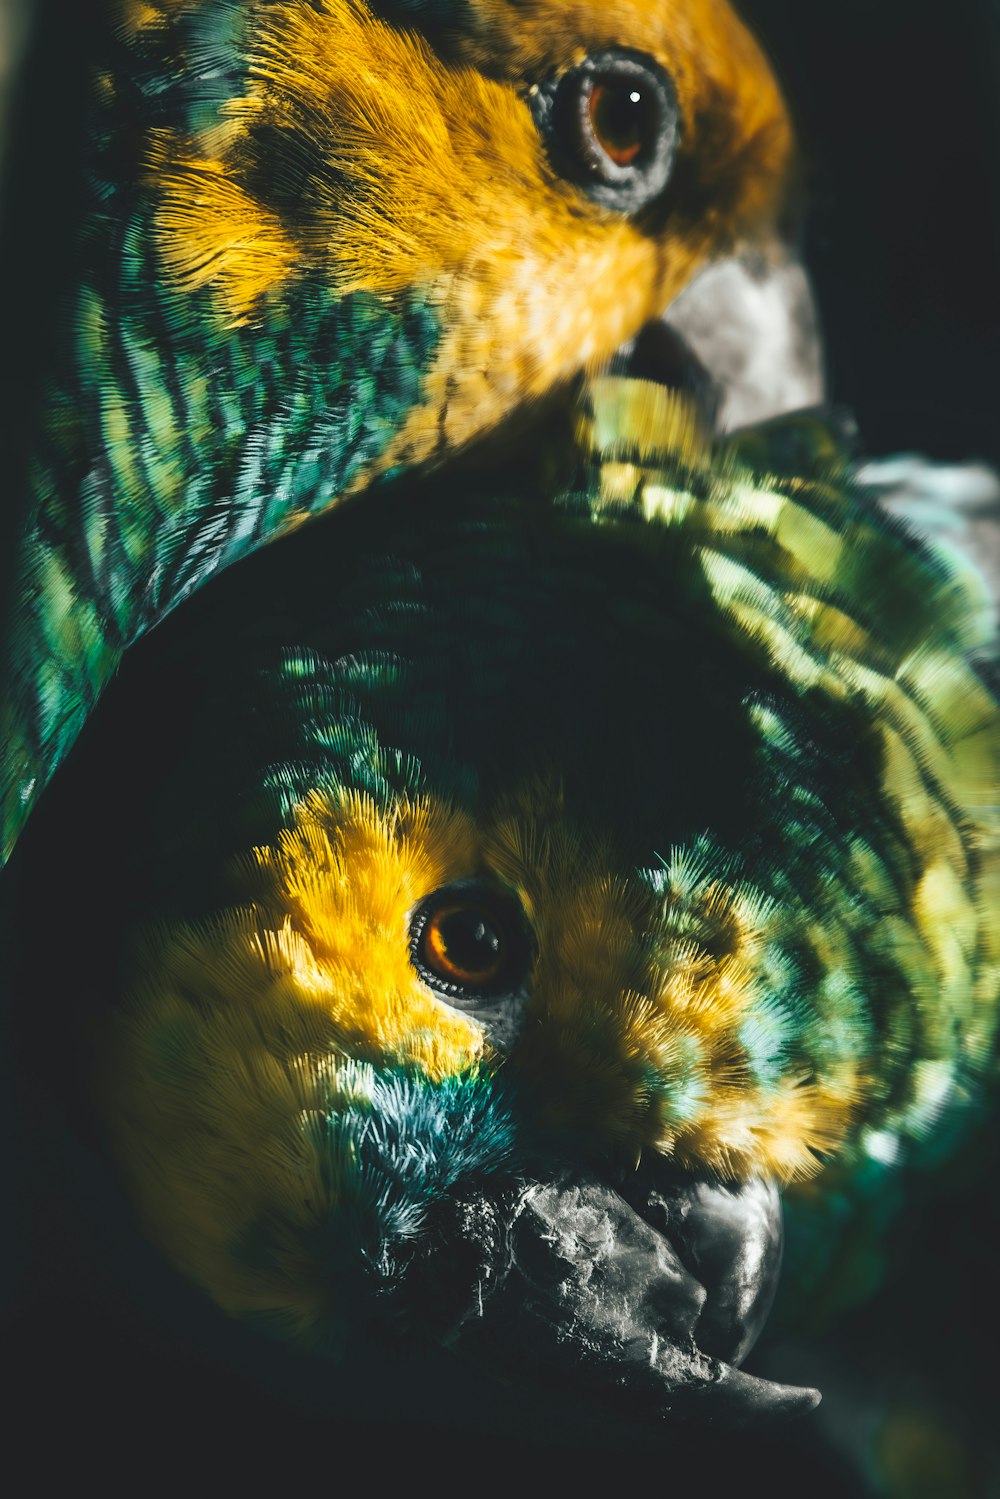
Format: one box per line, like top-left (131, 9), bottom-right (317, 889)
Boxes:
top-left (409, 884), bottom-right (532, 1003)
top-left (531, 49), bottom-right (681, 215)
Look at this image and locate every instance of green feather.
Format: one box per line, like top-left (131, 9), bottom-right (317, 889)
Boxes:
top-left (1, 12), bottom-right (443, 861)
top-left (6, 372), bottom-right (998, 1374)
top-left (18, 377), bottom-right (998, 1158)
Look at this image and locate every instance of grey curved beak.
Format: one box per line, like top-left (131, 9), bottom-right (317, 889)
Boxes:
top-left (615, 253), bottom-right (827, 434)
top-left (417, 1168), bottom-right (820, 1428)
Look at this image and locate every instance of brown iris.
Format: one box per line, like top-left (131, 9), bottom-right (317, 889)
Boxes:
top-left (410, 885), bottom-right (532, 1001)
top-left (422, 902), bottom-right (505, 987)
top-left (587, 78), bottom-right (649, 167)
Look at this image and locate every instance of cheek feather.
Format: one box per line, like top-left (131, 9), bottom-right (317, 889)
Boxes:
top-left (372, 223), bottom-right (671, 472)
top-left (150, 136), bottom-right (301, 322)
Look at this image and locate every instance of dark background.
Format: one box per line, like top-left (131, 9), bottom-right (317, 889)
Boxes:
top-left (748, 0), bottom-right (1000, 471)
top-left (1, 2), bottom-right (998, 1493)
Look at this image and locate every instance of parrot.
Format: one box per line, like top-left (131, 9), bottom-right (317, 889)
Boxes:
top-left (4, 0), bottom-right (997, 1474)
top-left (1, 0), bottom-right (802, 865)
top-left (5, 375), bottom-right (998, 1438)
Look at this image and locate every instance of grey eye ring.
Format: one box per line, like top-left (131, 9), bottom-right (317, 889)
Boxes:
top-left (530, 48), bottom-right (681, 215)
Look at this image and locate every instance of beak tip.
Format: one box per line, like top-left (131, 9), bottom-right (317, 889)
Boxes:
top-left (693, 1364), bottom-right (822, 1427)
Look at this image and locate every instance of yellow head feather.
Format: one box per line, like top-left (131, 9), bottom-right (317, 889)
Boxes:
top-left (100, 766), bottom-right (869, 1330)
top-left (139, 0), bottom-right (792, 469)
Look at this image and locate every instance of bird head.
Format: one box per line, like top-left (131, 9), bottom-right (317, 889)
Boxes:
top-left (122, 0), bottom-right (798, 471)
top-left (0, 0), bottom-right (816, 868)
top-left (17, 380), bottom-right (995, 1428)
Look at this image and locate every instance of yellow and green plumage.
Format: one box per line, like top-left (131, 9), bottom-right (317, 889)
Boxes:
top-left (1, 0), bottom-right (793, 862)
top-left (10, 378), bottom-right (997, 1391)
top-left (5, 0), bottom-right (998, 1430)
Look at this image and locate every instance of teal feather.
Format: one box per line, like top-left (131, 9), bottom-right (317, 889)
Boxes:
top-left (2, 10), bottom-right (444, 862)
top-left (11, 379), bottom-right (997, 1195)
top-left (1, 0), bottom-right (801, 868)
top-left (0, 378), bottom-right (995, 1451)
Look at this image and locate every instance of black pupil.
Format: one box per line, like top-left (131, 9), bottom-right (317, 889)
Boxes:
top-left (436, 908), bottom-right (501, 975)
top-left (589, 77), bottom-right (651, 161)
